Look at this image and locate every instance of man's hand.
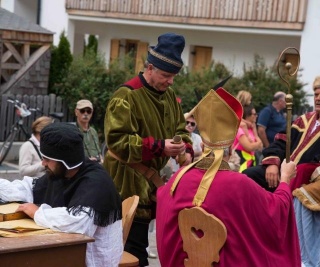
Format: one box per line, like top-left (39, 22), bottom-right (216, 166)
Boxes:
top-left (163, 139), bottom-right (186, 157)
top-left (16, 203), bottom-right (39, 219)
top-left (265, 164), bottom-right (279, 188)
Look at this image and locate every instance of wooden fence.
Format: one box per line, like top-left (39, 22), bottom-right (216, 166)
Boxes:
top-left (0, 94), bottom-right (74, 141)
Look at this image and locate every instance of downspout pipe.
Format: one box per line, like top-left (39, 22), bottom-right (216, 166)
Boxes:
top-left (37, 0), bottom-right (41, 25)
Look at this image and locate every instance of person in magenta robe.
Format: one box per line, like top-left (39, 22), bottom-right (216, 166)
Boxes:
top-left (156, 87), bottom-right (301, 267)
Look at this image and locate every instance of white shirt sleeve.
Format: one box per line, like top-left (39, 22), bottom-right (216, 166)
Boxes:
top-left (34, 204), bottom-right (97, 235)
top-left (0, 176), bottom-right (34, 202)
top-left (34, 204), bottom-right (124, 267)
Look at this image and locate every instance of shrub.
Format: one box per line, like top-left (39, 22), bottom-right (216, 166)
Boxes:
top-left (48, 31), bottom-right (73, 94)
top-left (50, 47), bottom-right (307, 140)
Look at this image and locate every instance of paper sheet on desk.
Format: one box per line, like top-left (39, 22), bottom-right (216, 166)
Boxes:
top-left (0, 202), bottom-right (28, 222)
top-left (0, 203), bottom-right (21, 214)
top-left (0, 219), bottom-right (55, 237)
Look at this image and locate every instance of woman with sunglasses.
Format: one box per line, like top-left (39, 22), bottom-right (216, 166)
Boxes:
top-left (233, 104), bottom-right (263, 172)
top-left (184, 113), bottom-right (203, 161)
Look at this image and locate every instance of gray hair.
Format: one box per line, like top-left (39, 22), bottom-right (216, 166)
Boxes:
top-left (144, 60), bottom-right (159, 72)
top-left (273, 91), bottom-right (286, 102)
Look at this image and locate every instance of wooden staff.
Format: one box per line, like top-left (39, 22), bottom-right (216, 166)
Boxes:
top-left (276, 47), bottom-right (300, 163)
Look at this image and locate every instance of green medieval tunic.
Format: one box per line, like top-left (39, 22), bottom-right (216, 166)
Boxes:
top-left (104, 73), bottom-right (192, 220)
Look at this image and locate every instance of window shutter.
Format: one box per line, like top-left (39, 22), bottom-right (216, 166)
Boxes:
top-left (193, 46), bottom-right (212, 73)
top-left (110, 39), bottom-right (120, 62)
top-left (135, 42), bottom-right (149, 73)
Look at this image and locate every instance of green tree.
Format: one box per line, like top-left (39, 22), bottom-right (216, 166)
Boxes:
top-left (84, 35), bottom-right (98, 56)
top-left (173, 61), bottom-right (232, 113)
top-left (173, 54), bottom-right (307, 115)
top-left (48, 31), bottom-right (73, 94)
top-left (228, 54), bottom-right (307, 114)
top-left (53, 51), bottom-right (308, 140)
top-left (55, 50), bottom-right (136, 139)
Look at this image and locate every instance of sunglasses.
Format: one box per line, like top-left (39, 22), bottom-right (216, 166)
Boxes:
top-left (186, 121), bottom-right (196, 127)
top-left (78, 108), bottom-right (92, 114)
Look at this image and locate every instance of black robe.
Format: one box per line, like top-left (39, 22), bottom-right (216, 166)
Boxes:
top-left (33, 159), bottom-right (121, 226)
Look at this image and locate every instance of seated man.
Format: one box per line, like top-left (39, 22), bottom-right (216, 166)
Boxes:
top-left (243, 75), bottom-right (320, 192)
top-left (0, 123), bottom-right (123, 267)
top-left (156, 88), bottom-right (301, 267)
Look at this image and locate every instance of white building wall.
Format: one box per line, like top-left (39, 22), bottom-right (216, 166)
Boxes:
top-left (2, 0), bottom-right (318, 106)
top-left (68, 20), bottom-right (300, 78)
top-left (1, 0), bottom-right (14, 12)
top-left (300, 0), bottom-right (320, 105)
top-left (40, 0), bottom-right (68, 45)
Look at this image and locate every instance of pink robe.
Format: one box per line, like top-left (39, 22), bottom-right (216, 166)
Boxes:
top-left (156, 168), bottom-right (301, 267)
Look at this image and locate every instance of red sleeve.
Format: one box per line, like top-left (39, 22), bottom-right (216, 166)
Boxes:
top-left (142, 137), bottom-right (165, 160)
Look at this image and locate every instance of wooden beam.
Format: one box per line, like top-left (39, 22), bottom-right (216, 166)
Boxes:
top-left (1, 31), bottom-right (53, 44)
top-left (4, 42), bottom-right (25, 64)
top-left (1, 45), bottom-right (50, 94)
top-left (2, 63), bottom-right (22, 70)
top-left (22, 43), bottom-right (31, 62)
top-left (1, 50), bottom-right (12, 63)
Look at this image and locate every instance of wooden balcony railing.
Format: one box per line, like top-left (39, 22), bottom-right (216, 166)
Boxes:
top-left (65, 0), bottom-right (308, 30)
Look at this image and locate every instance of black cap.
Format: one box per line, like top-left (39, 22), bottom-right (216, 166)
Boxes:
top-left (40, 123), bottom-right (85, 169)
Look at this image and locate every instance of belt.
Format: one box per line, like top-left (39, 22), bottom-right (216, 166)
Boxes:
top-left (107, 150), bottom-right (165, 188)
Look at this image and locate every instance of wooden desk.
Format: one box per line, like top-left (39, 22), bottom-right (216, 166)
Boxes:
top-left (0, 232), bottom-right (94, 267)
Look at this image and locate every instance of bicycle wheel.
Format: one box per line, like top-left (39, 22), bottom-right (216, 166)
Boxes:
top-left (0, 130), bottom-right (17, 165)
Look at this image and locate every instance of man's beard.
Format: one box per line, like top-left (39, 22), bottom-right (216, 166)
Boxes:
top-left (45, 162), bottom-right (67, 180)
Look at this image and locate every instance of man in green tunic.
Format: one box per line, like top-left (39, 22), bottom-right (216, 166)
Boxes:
top-left (104, 33), bottom-right (193, 266)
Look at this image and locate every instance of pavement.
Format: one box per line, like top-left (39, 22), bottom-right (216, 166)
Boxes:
top-left (0, 160), bottom-right (20, 181)
top-left (0, 161), bottom-right (19, 173)
top-left (0, 161), bottom-right (161, 266)
top-left (148, 220), bottom-right (161, 267)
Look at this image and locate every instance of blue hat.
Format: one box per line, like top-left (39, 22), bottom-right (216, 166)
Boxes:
top-left (147, 33), bottom-right (185, 74)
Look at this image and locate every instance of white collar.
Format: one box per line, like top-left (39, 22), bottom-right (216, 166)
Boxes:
top-left (30, 134), bottom-right (40, 146)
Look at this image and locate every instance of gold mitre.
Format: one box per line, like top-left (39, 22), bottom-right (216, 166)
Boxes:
top-left (171, 88), bottom-right (243, 206)
top-left (193, 88), bottom-right (243, 151)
